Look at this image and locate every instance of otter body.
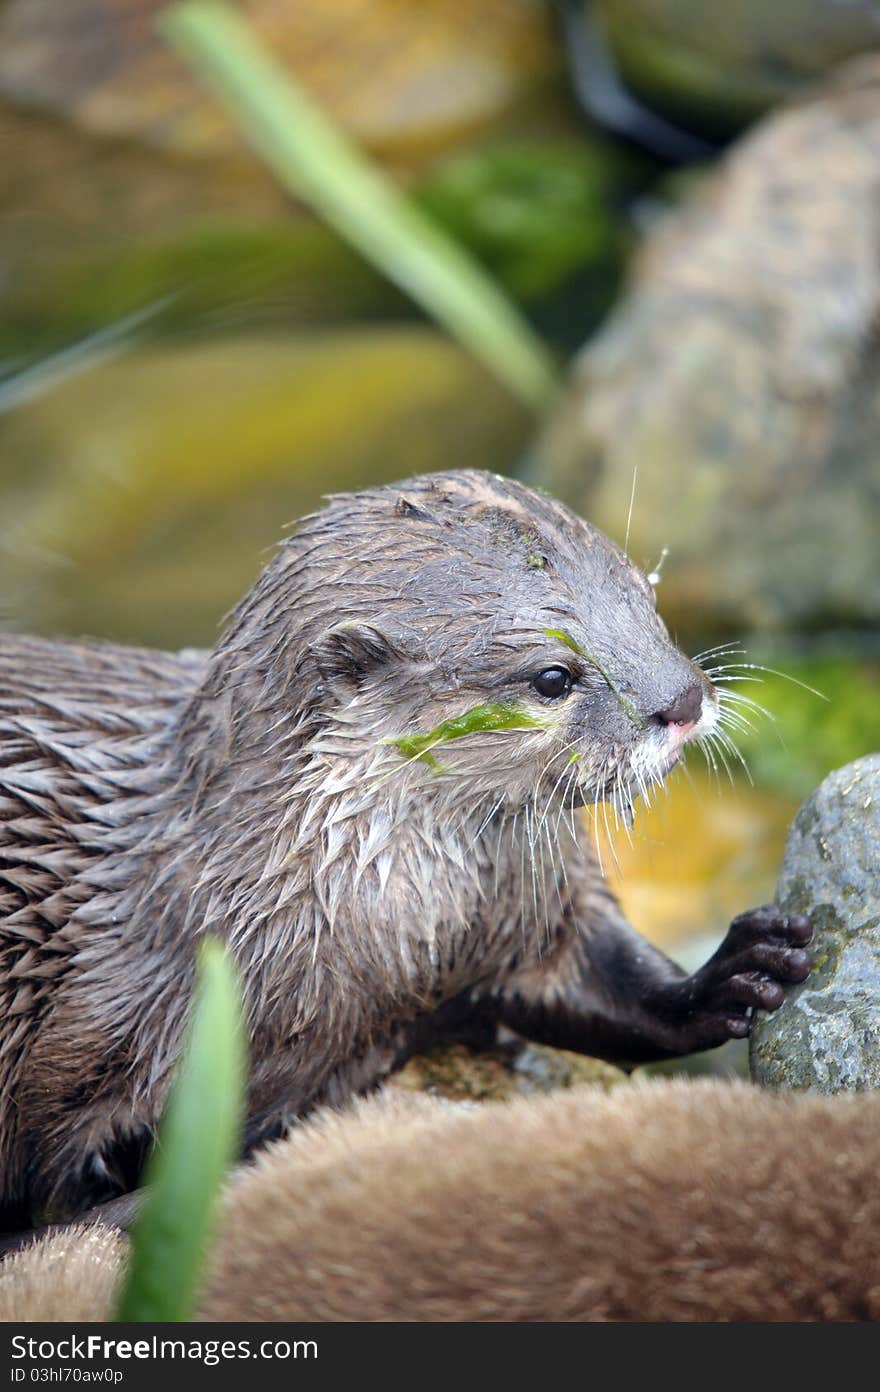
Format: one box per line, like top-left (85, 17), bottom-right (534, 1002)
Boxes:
top-left (2, 1080), bottom-right (877, 1323)
top-left (0, 472), bottom-right (810, 1222)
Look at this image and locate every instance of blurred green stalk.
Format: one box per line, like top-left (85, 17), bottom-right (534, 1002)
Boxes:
top-left (116, 939), bottom-right (245, 1322)
top-left (158, 0), bottom-right (558, 410)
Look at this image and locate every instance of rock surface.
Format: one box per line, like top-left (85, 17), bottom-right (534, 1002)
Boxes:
top-left (751, 755), bottom-right (880, 1091)
top-left (597, 0), bottom-right (880, 136)
top-left (0, 0), bottom-right (561, 164)
top-left (388, 1039), bottom-right (626, 1103)
top-left (533, 58), bottom-right (880, 637)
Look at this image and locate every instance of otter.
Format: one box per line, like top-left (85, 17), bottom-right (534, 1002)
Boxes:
top-left (2, 1079), bottom-right (877, 1323)
top-left (0, 470), bottom-right (811, 1224)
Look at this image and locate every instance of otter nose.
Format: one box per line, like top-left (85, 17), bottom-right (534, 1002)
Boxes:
top-left (655, 683), bottom-right (703, 728)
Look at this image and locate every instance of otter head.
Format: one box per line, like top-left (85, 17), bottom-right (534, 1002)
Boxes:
top-left (221, 470), bottom-right (717, 827)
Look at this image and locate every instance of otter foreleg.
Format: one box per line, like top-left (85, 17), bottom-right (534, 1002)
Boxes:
top-left (494, 893), bottom-right (812, 1068)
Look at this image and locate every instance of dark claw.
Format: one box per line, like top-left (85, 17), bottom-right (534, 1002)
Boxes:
top-left (780, 948), bottom-right (812, 982)
top-left (725, 1017), bottom-right (751, 1038)
top-left (787, 914), bottom-right (813, 945)
top-left (756, 979), bottom-right (785, 1010)
top-left (725, 973), bottom-right (785, 1012)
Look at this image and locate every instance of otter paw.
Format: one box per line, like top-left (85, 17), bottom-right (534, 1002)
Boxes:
top-left (681, 905), bottom-right (812, 1046)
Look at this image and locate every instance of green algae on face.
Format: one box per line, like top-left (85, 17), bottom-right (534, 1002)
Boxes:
top-left (388, 702), bottom-right (549, 767)
top-left (542, 629), bottom-right (639, 724)
top-left (543, 627), bottom-right (585, 656)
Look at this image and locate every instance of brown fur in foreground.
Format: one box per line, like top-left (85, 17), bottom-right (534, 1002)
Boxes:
top-left (2, 1079), bottom-right (878, 1323)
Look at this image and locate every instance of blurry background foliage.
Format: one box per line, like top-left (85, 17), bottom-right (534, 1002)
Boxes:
top-left (0, 0), bottom-right (878, 954)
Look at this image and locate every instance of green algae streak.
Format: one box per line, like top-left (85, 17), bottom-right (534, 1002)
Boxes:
top-left (543, 628), bottom-right (585, 656)
top-left (389, 702), bottom-right (548, 768)
top-left (542, 629), bottom-right (639, 724)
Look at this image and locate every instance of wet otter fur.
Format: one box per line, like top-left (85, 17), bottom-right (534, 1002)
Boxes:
top-left (0, 470), bottom-right (811, 1224)
top-left (2, 1079), bottom-right (878, 1323)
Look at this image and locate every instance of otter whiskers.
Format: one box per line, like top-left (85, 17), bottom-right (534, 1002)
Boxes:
top-left (695, 648), bottom-right (827, 793)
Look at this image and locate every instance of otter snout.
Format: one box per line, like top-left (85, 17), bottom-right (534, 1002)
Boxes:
top-left (650, 678), bottom-right (717, 758)
top-left (655, 682), bottom-right (703, 732)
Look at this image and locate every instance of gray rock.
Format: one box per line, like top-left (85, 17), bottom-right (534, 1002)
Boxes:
top-left (750, 754), bottom-right (880, 1091)
top-left (533, 58), bottom-right (880, 638)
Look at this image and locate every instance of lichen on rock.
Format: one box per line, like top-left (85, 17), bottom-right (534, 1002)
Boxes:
top-left (750, 754), bottom-right (880, 1091)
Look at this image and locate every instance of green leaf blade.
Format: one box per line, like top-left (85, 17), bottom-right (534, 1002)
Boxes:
top-left (157, 0), bottom-right (558, 410)
top-left (116, 938), bottom-right (246, 1323)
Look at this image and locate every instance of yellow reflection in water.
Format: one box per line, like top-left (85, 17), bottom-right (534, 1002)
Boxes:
top-left (592, 765), bottom-right (799, 954)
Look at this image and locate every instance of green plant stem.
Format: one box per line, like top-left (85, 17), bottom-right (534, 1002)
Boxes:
top-left (116, 939), bottom-right (245, 1322)
top-left (158, 0), bottom-right (558, 410)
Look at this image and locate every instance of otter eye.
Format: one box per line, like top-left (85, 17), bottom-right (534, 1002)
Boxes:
top-left (531, 667), bottom-right (573, 700)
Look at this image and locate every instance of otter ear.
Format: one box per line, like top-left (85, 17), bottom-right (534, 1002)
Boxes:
top-left (312, 622), bottom-right (402, 691)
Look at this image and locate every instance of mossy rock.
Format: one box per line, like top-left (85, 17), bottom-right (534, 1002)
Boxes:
top-left (750, 755), bottom-right (880, 1091)
top-left (533, 58), bottom-right (880, 637)
top-left (389, 1040), bottom-right (626, 1103)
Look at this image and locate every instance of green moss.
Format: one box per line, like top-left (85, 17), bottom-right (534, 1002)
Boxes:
top-left (734, 656), bottom-right (880, 798)
top-left (416, 143), bottom-right (626, 303)
top-left (388, 702), bottom-right (548, 767)
top-left (526, 552), bottom-right (546, 569)
top-left (543, 627), bottom-right (585, 656)
top-left (779, 875), bottom-right (813, 916)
